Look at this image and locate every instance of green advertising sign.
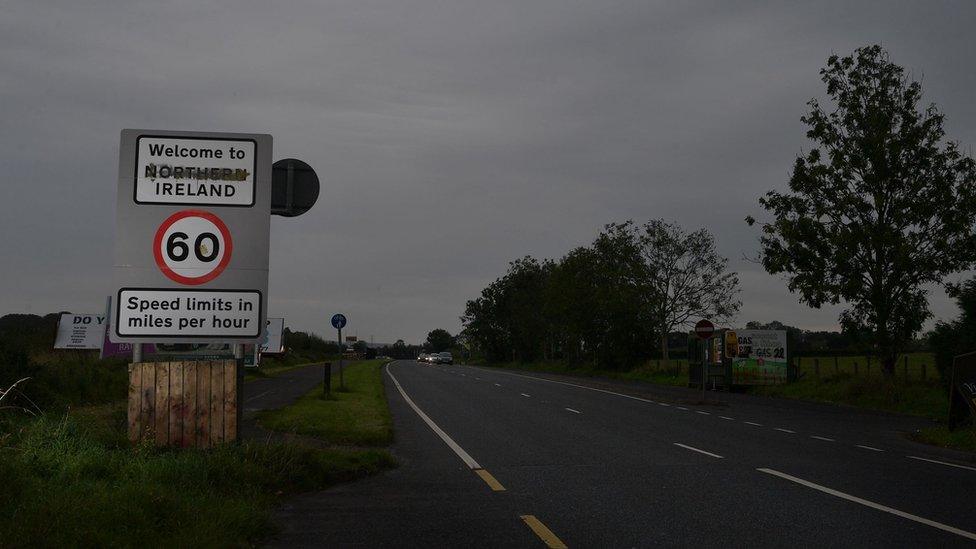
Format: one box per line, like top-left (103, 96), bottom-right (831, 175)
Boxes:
top-left (729, 329), bottom-right (788, 385)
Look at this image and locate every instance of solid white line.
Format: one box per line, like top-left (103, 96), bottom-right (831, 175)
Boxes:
top-left (810, 435), bottom-right (834, 442)
top-left (757, 468), bottom-right (976, 541)
top-left (565, 407), bottom-right (581, 414)
top-left (674, 443), bottom-right (724, 459)
top-left (775, 428), bottom-right (796, 434)
top-left (676, 406), bottom-right (689, 411)
top-left (696, 411), bottom-right (711, 415)
top-left (469, 366), bottom-right (656, 404)
top-left (744, 421), bottom-right (763, 426)
top-left (386, 364), bottom-right (481, 469)
top-left (521, 393), bottom-right (531, 398)
top-left (907, 456), bottom-right (976, 472)
top-left (719, 416), bottom-right (735, 420)
top-left (658, 402), bottom-right (671, 407)
top-left (494, 383), bottom-right (502, 387)
top-left (856, 445), bottom-right (884, 452)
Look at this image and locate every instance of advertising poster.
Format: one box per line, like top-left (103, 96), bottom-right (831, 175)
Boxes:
top-left (729, 329), bottom-right (788, 385)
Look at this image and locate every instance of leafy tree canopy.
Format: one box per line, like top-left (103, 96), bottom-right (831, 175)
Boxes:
top-left (747, 45), bottom-right (976, 373)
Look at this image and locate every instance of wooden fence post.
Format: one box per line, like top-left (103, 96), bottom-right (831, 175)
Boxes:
top-left (922, 363), bottom-right (927, 381)
top-left (903, 355), bottom-right (908, 378)
top-left (814, 358), bottom-right (820, 378)
top-left (854, 361), bottom-right (859, 376)
top-left (866, 356), bottom-right (871, 378)
top-left (834, 356), bottom-right (839, 376)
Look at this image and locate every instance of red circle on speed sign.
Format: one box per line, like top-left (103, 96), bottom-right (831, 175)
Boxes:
top-left (153, 210), bottom-right (233, 285)
top-left (694, 319), bottom-right (715, 339)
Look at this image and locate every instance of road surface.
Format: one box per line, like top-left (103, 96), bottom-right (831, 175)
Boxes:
top-left (271, 360), bottom-right (976, 547)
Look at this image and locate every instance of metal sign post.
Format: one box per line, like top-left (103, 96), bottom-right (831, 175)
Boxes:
top-left (695, 319), bottom-right (715, 401)
top-left (332, 314), bottom-right (347, 390)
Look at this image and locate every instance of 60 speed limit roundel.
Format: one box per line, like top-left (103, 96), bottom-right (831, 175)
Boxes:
top-left (153, 210), bottom-right (233, 285)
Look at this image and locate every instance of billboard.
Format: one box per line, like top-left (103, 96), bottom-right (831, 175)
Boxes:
top-left (54, 313), bottom-right (106, 349)
top-left (728, 329), bottom-right (788, 385)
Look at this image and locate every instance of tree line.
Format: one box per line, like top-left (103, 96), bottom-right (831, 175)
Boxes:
top-left (461, 220), bottom-right (740, 369)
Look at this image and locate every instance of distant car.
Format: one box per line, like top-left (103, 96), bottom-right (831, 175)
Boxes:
top-left (435, 351), bottom-right (453, 365)
top-left (417, 353), bottom-right (428, 362)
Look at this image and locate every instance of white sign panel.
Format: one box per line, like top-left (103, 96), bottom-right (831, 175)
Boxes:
top-left (115, 289), bottom-right (262, 339)
top-left (135, 136), bottom-right (256, 206)
top-left (54, 313), bottom-right (106, 349)
top-left (261, 318), bottom-right (285, 353)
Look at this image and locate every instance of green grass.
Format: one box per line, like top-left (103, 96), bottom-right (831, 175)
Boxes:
top-left (908, 426), bottom-right (976, 453)
top-left (257, 360), bottom-right (393, 446)
top-left (793, 352), bottom-right (938, 381)
top-left (0, 405), bottom-right (395, 548)
top-left (748, 375), bottom-right (948, 419)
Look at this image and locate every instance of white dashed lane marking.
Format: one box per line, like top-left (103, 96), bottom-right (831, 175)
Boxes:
top-left (674, 443), bottom-right (724, 459)
top-left (907, 456), bottom-right (976, 472)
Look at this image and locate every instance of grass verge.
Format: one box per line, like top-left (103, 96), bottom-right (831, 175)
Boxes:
top-left (0, 404), bottom-right (395, 547)
top-left (907, 426), bottom-right (976, 453)
top-left (747, 375), bottom-right (948, 420)
top-left (256, 359), bottom-right (393, 446)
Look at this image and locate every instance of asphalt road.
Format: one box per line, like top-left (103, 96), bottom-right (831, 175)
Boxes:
top-left (270, 360), bottom-right (976, 548)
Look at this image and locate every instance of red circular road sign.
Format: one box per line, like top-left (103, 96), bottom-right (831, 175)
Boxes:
top-left (694, 319), bottom-right (715, 339)
top-left (153, 210), bottom-right (233, 285)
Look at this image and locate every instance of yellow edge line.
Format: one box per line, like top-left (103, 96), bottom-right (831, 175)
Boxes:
top-left (474, 468), bottom-right (506, 491)
top-left (520, 514), bottom-right (568, 549)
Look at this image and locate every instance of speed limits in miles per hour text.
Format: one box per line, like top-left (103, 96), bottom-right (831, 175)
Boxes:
top-left (116, 289), bottom-right (262, 338)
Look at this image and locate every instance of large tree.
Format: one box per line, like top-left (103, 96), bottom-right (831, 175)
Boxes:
top-left (747, 45), bottom-right (976, 375)
top-left (634, 219), bottom-right (740, 359)
top-left (425, 329), bottom-right (455, 353)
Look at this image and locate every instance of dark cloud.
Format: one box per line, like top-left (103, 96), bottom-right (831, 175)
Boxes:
top-left (2, 1), bottom-right (974, 342)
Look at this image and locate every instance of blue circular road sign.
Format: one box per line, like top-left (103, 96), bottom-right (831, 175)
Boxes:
top-left (331, 313), bottom-right (347, 329)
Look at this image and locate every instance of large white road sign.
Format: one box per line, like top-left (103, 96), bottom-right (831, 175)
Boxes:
top-left (113, 129), bottom-right (272, 343)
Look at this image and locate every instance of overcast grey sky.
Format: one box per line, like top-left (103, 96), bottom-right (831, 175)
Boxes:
top-left (2, 1), bottom-right (975, 343)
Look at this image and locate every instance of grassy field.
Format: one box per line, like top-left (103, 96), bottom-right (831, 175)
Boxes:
top-left (638, 352), bottom-right (939, 382)
top-left (257, 359), bottom-right (393, 446)
top-left (748, 376), bottom-right (948, 419)
top-left (0, 355), bottom-right (397, 546)
top-left (0, 403), bottom-right (394, 547)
